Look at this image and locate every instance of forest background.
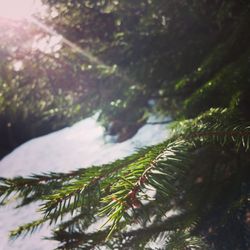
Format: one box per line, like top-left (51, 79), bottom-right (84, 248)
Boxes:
top-left (0, 0), bottom-right (250, 249)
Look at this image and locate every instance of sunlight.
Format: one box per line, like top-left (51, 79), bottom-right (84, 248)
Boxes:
top-left (32, 35), bottom-right (63, 54)
top-left (0, 0), bottom-right (131, 84)
top-left (0, 0), bottom-right (44, 20)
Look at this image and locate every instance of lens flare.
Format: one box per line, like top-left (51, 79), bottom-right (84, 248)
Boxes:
top-left (0, 0), bottom-right (43, 20)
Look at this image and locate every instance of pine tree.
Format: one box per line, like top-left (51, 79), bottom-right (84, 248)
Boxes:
top-left (0, 0), bottom-right (250, 249)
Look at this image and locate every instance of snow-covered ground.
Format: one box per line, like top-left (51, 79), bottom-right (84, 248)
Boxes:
top-left (0, 116), bottom-right (169, 250)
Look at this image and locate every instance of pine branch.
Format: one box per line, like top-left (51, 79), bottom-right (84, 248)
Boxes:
top-left (0, 169), bottom-right (96, 206)
top-left (99, 139), bottom-right (191, 239)
top-left (0, 145), bottom-right (155, 207)
top-left (2, 107), bottom-right (250, 248)
top-left (2, 143), bottom-right (170, 239)
top-left (174, 108), bottom-right (250, 150)
top-left (9, 218), bottom-right (47, 240)
top-left (99, 109), bottom-right (250, 239)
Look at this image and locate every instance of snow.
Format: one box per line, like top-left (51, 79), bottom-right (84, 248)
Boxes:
top-left (0, 116), bottom-right (169, 250)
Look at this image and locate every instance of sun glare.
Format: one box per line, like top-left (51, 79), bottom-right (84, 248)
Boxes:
top-left (0, 0), bottom-right (44, 20)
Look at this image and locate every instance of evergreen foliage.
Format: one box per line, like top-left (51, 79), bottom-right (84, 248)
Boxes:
top-left (0, 0), bottom-right (250, 249)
